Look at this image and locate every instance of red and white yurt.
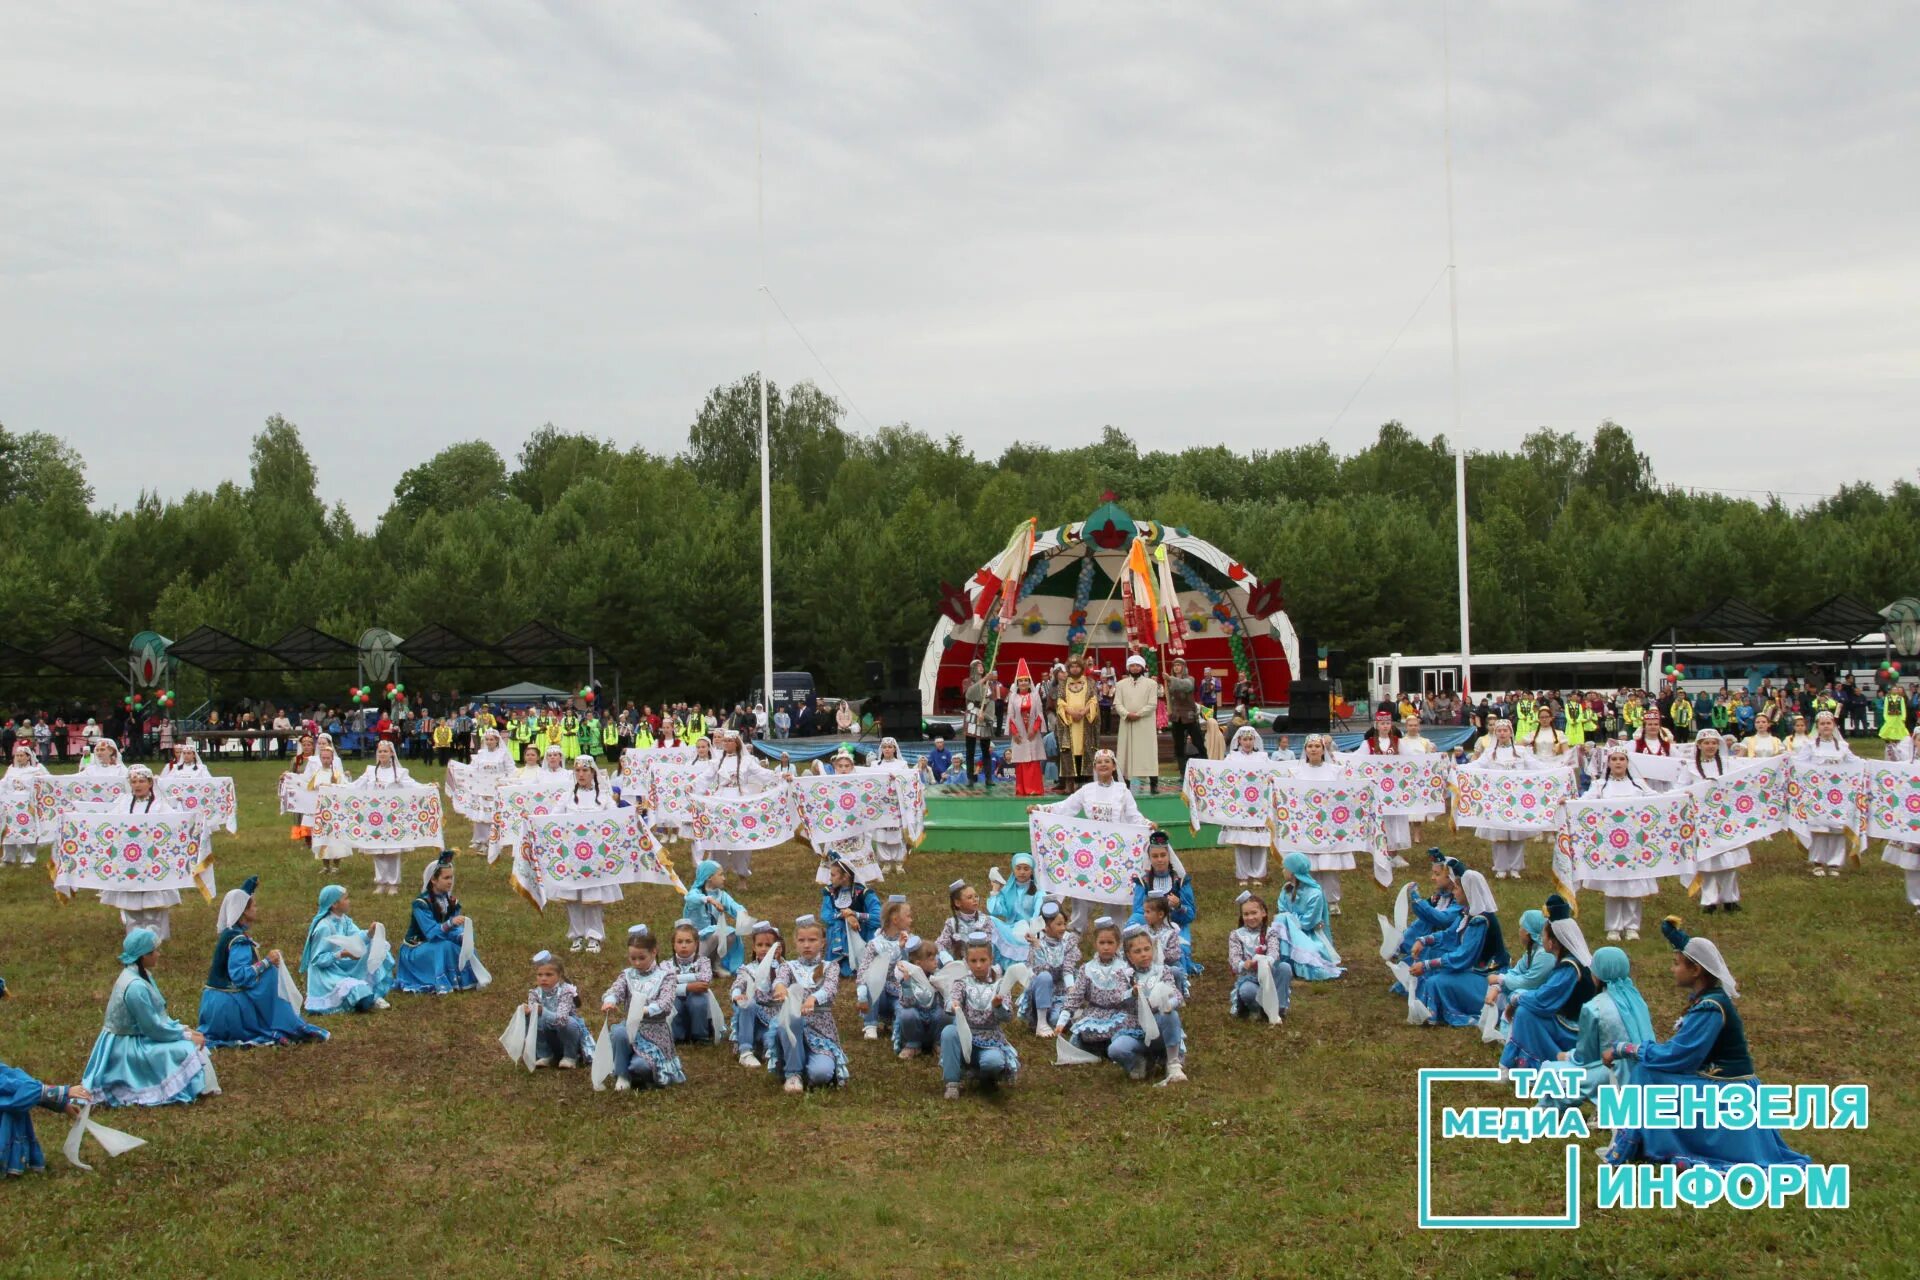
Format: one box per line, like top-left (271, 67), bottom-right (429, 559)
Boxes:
top-left (918, 500), bottom-right (1301, 715)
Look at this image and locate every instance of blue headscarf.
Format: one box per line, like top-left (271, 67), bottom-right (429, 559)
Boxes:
top-left (301, 884), bottom-right (348, 973)
top-left (1519, 909), bottom-right (1546, 943)
top-left (1590, 946), bottom-right (1655, 1044)
top-left (119, 927), bottom-right (159, 967)
top-left (1280, 852), bottom-right (1328, 924)
top-left (691, 859), bottom-right (723, 891)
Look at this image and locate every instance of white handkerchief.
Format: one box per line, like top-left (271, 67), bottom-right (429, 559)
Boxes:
top-left (365, 923), bottom-right (390, 984)
top-left (1377, 914), bottom-right (1403, 962)
top-left (458, 917), bottom-right (492, 988)
top-left (1393, 881), bottom-right (1413, 934)
top-left (63, 1104), bottom-right (146, 1171)
top-left (955, 996), bottom-right (973, 1060)
top-left (704, 989), bottom-right (726, 1042)
top-left (1254, 954), bottom-right (1282, 1023)
top-left (273, 958), bottom-right (303, 1009)
top-left (1055, 1033), bottom-right (1101, 1065)
top-left (591, 1018), bottom-right (615, 1090)
top-left (1477, 999), bottom-right (1504, 1044)
top-left (995, 963), bottom-right (1033, 1004)
top-left (1136, 981), bottom-right (1159, 1044)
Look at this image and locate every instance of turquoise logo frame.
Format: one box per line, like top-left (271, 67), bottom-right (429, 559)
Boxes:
top-left (1417, 1067), bottom-right (1582, 1229)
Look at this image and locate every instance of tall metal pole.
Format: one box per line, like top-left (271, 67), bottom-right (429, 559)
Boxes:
top-left (756, 13), bottom-right (776, 717)
top-left (1443, 0), bottom-right (1471, 702)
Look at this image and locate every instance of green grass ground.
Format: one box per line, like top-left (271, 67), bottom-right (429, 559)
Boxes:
top-left (1, 759), bottom-right (1916, 1279)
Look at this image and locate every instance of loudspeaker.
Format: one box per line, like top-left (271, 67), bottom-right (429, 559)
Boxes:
top-left (1282, 630), bottom-right (1331, 733)
top-left (887, 643), bottom-right (913, 690)
top-left (879, 691), bottom-right (923, 741)
top-left (865, 660), bottom-right (885, 691)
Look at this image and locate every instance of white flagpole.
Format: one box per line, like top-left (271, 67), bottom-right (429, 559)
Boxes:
top-left (756, 12), bottom-right (775, 720)
top-left (1443, 0), bottom-right (1471, 701)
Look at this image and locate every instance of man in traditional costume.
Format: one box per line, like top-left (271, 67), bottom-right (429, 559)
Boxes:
top-left (1113, 654), bottom-right (1160, 793)
top-left (1005, 661), bottom-right (1049, 797)
top-left (1054, 657), bottom-right (1098, 792)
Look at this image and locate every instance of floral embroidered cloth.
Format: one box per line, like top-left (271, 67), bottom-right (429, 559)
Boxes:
top-left (53, 810), bottom-right (212, 900)
top-left (1027, 811), bottom-right (1152, 906)
top-left (313, 785), bottom-right (444, 857)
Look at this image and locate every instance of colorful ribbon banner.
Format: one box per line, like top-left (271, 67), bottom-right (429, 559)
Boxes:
top-left (444, 759), bottom-right (513, 822)
top-left (1336, 752), bottom-right (1452, 817)
top-left (688, 787), bottom-right (798, 851)
top-left (53, 810), bottom-right (210, 900)
top-left (154, 777), bottom-right (238, 834)
top-left (1557, 790), bottom-right (1698, 884)
top-left (1451, 766), bottom-right (1576, 833)
top-left (791, 772), bottom-right (894, 842)
top-left (1180, 757), bottom-right (1275, 832)
top-left (1687, 757), bottom-right (1788, 859)
top-left (1865, 760), bottom-right (1920, 844)
top-left (527, 809), bottom-right (676, 894)
top-left (312, 786), bottom-right (445, 858)
top-left (1027, 811), bottom-right (1153, 906)
top-left (32, 777), bottom-right (130, 842)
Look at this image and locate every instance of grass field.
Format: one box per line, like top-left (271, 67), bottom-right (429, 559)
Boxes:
top-left (2, 758), bottom-right (1916, 1279)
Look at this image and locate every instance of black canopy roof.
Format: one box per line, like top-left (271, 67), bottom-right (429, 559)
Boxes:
top-left (0, 642), bottom-right (43, 677)
top-left (165, 624), bottom-right (283, 673)
top-left (268, 625), bottom-right (360, 670)
top-left (494, 619), bottom-right (612, 665)
top-left (35, 628), bottom-right (124, 677)
top-left (1792, 594), bottom-right (1885, 643)
top-left (397, 623), bottom-right (507, 668)
top-left (1650, 598), bottom-right (1782, 646)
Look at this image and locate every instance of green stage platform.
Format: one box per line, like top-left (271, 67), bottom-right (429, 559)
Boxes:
top-left (920, 789), bottom-right (1221, 854)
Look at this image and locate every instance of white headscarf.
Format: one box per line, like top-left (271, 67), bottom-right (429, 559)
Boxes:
top-left (1230, 725), bottom-right (1263, 754)
top-left (1458, 868), bottom-right (1498, 916)
top-left (217, 884), bottom-right (254, 931)
top-left (1683, 936), bottom-right (1739, 1001)
top-left (1549, 915), bottom-right (1593, 968)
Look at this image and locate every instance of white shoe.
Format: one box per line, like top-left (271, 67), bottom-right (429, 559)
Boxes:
top-left (569, 938), bottom-right (585, 953)
top-left (1605, 930), bottom-right (1622, 941)
top-left (863, 1025), bottom-right (878, 1040)
top-left (1625, 929), bottom-right (1640, 941)
top-left (1036, 1023), bottom-right (1055, 1038)
top-left (943, 1083), bottom-right (961, 1101)
top-left (1329, 904), bottom-right (1342, 917)
top-left (1127, 1061), bottom-right (1148, 1082)
top-left (739, 1052), bottom-right (760, 1068)
top-left (374, 998), bottom-right (391, 1010)
top-left (614, 1077), bottom-right (631, 1092)
top-left (898, 1048), bottom-right (918, 1060)
top-left (1161, 1063), bottom-right (1188, 1086)
top-left (586, 938), bottom-right (602, 954)
top-left (784, 1076), bottom-right (804, 1094)
top-left (558, 1057), bottom-right (577, 1070)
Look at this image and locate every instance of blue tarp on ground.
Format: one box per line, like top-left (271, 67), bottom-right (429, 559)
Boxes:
top-left (750, 725), bottom-right (1476, 766)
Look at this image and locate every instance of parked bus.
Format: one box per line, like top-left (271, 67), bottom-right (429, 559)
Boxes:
top-left (1368, 651), bottom-right (1644, 705)
top-left (1646, 636), bottom-right (1893, 696)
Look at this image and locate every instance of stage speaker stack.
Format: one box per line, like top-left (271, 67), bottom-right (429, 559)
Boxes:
top-left (1280, 631), bottom-right (1331, 734)
top-left (876, 643), bottom-right (925, 741)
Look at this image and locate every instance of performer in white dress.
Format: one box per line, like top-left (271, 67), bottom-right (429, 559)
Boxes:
top-left (1687, 729), bottom-right (1749, 914)
top-left (1473, 720), bottom-right (1546, 880)
top-left (161, 742), bottom-right (211, 778)
top-left (1283, 734), bottom-right (1351, 914)
top-left (1881, 725), bottom-right (1920, 914)
top-left (868, 737), bottom-right (914, 871)
top-left (699, 729), bottom-right (779, 878)
top-left (466, 728), bottom-right (513, 851)
top-left (2, 744), bottom-right (47, 867)
top-left (100, 765), bottom-right (182, 941)
top-left (1037, 749), bottom-right (1149, 930)
top-left (675, 737), bottom-right (714, 845)
top-left (1583, 745), bottom-right (1660, 940)
top-left (303, 735), bottom-right (351, 873)
top-left (1741, 712), bottom-right (1786, 759)
top-left (1794, 710), bottom-right (1855, 877)
top-left (1629, 705), bottom-right (1677, 792)
top-left (353, 740), bottom-right (416, 895)
top-left (551, 756), bottom-right (620, 954)
top-left (1219, 725), bottom-right (1281, 886)
top-left (79, 738), bottom-right (129, 778)
top-left (1360, 709), bottom-right (1412, 859)
top-left (1400, 713), bottom-right (1439, 844)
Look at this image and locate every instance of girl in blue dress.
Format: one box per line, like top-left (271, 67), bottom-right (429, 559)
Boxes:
top-left (599, 924), bottom-right (686, 1091)
top-left (892, 937), bottom-right (948, 1059)
top-left (1273, 852), bottom-right (1344, 980)
top-left (525, 950), bottom-right (591, 1068)
top-left (819, 857), bottom-right (881, 979)
top-left (300, 885), bottom-right (395, 1015)
top-left (1484, 908), bottom-right (1554, 1034)
top-left (198, 877), bottom-right (330, 1048)
top-left (3, 972), bottom-right (90, 1177)
top-left (683, 859), bottom-right (749, 976)
top-left (1022, 901), bottom-right (1080, 1035)
top-left (1227, 891), bottom-right (1290, 1024)
top-left (395, 853), bottom-right (485, 995)
top-left (1500, 894), bottom-right (1594, 1070)
top-left (939, 931), bottom-right (1019, 1100)
top-left (1601, 918), bottom-right (1811, 1171)
top-left (768, 915), bottom-right (850, 1093)
top-left (1128, 831), bottom-right (1199, 975)
top-left (858, 896), bottom-right (912, 1041)
top-left (82, 928), bottom-right (219, 1107)
top-left (1551, 945), bottom-right (1654, 1107)
top-left (1411, 870), bottom-right (1509, 1026)
top-left (988, 853), bottom-right (1045, 932)
top-left (665, 921), bottom-right (717, 1045)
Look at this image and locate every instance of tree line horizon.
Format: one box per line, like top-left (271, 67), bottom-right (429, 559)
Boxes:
top-left (1, 374), bottom-right (1914, 704)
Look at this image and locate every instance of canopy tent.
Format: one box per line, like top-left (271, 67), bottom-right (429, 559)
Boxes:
top-left (397, 623), bottom-right (506, 668)
top-left (494, 619), bottom-right (615, 667)
top-left (268, 625), bottom-right (361, 671)
top-left (35, 628), bottom-right (125, 679)
top-left (918, 500), bottom-right (1300, 715)
top-left (481, 681), bottom-right (573, 704)
top-left (1793, 593), bottom-right (1887, 644)
top-left (1649, 598), bottom-right (1783, 646)
top-left (164, 624), bottom-right (283, 673)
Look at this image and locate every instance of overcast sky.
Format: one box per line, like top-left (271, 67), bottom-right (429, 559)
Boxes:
top-left (3, 2), bottom-right (1914, 523)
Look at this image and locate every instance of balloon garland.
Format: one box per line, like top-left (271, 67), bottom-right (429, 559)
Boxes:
top-left (1067, 555), bottom-right (1096, 653)
top-left (578, 685), bottom-right (596, 704)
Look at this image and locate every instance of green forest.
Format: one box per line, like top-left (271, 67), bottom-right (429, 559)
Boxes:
top-left (2, 374), bottom-right (1916, 704)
